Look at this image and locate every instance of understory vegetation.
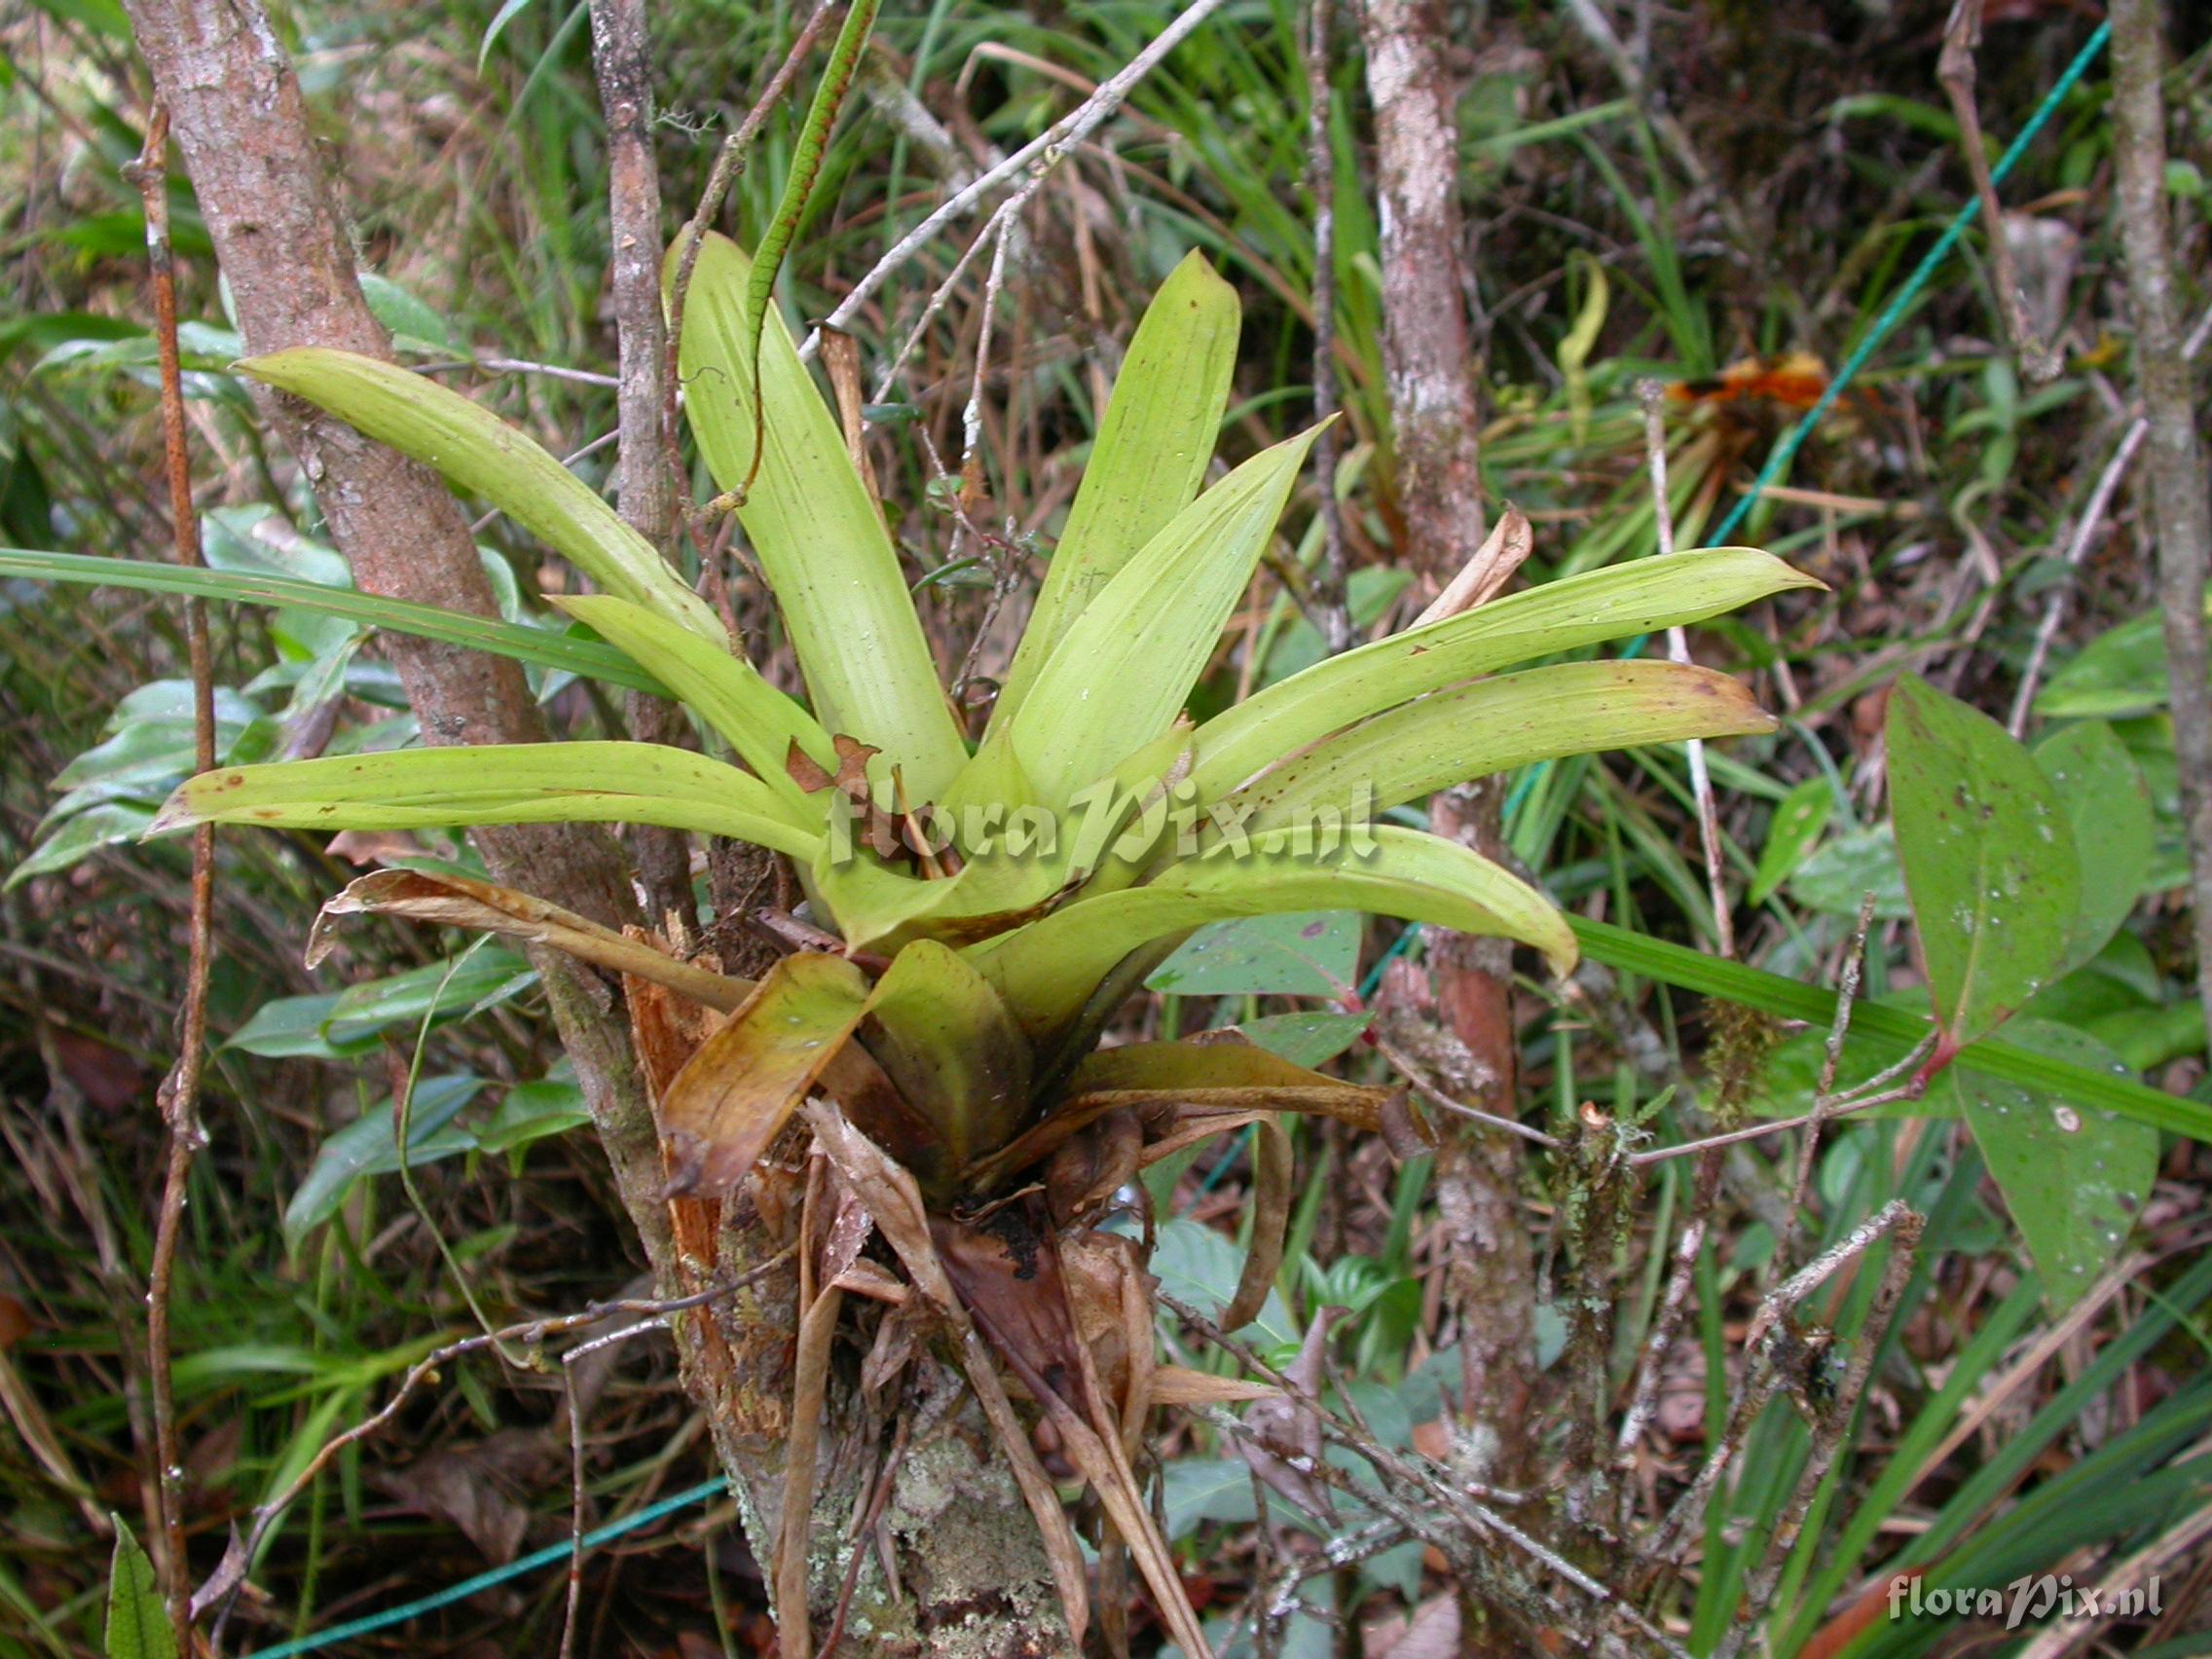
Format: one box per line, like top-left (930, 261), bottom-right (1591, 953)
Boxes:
top-left (4, 1), bottom-right (2212, 1656)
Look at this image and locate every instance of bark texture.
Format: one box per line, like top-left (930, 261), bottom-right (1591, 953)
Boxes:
top-left (2110, 0), bottom-right (2212, 1040)
top-left (586, 0), bottom-right (693, 928)
top-left (1358, 8), bottom-right (1539, 1646)
top-left (126, 6), bottom-right (1067, 1650)
top-left (120, 0), bottom-right (673, 1264)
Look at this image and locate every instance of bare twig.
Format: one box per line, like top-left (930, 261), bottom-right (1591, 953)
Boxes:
top-left (665, 0), bottom-right (841, 498)
top-left (1641, 380), bottom-right (1732, 956)
top-left (1303, 0), bottom-right (1350, 653)
top-left (1780, 893), bottom-right (1880, 1261)
top-left (808, 0), bottom-right (1233, 356)
top-left (2111, 0), bottom-right (2212, 1046)
top-left (557, 1317), bottom-right (671, 1659)
top-left (1372, 1031), bottom-right (1563, 1149)
top-left (1937, 0), bottom-right (2060, 382)
top-left (126, 104), bottom-right (212, 1652)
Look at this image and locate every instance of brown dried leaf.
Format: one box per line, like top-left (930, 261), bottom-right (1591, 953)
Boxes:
top-left (1409, 504), bottom-right (1532, 628)
top-left (312, 868), bottom-right (753, 1013)
top-left (1045, 1109), bottom-right (1144, 1229)
top-left (785, 739), bottom-right (835, 795)
top-left (1217, 1117), bottom-right (1291, 1334)
top-left (661, 954), bottom-right (871, 1196)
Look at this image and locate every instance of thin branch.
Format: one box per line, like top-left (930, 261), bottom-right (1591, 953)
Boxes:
top-left (1937, 0), bottom-right (2060, 382)
top-left (806, 0), bottom-right (1233, 356)
top-left (2009, 302), bottom-right (2212, 734)
top-left (1303, 0), bottom-right (1350, 653)
top-left (1641, 380), bottom-right (1732, 956)
top-left (1373, 1031), bottom-right (1564, 1149)
top-left (127, 103), bottom-right (212, 1653)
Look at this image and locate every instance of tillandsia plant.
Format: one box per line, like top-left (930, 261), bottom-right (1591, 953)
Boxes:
top-left (149, 240), bottom-right (1811, 1652)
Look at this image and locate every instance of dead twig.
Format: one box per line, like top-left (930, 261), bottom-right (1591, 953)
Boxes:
top-left (1937, 0), bottom-right (2061, 382)
top-left (126, 104), bottom-right (213, 1653)
top-left (1303, 0), bottom-right (1350, 653)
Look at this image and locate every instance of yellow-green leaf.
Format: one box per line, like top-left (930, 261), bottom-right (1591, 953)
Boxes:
top-left (861, 940), bottom-right (1032, 1183)
top-left (670, 233), bottom-right (967, 798)
top-left (239, 349), bottom-right (724, 646)
top-left (969, 827), bottom-right (1572, 1042)
top-left (151, 743), bottom-right (822, 862)
top-left (556, 593), bottom-right (833, 823)
top-left (1003, 424), bottom-right (1323, 809)
top-left (1224, 660), bottom-right (1776, 832)
top-left (989, 250), bottom-right (1239, 731)
top-left (1189, 547), bottom-right (1815, 801)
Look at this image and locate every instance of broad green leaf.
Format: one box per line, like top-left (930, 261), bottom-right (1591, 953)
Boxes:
top-left (103, 1521), bottom-right (174, 1659)
top-left (659, 953), bottom-right (872, 1195)
top-left (151, 742), bottom-right (822, 861)
top-left (1004, 424), bottom-right (1323, 808)
top-left (1189, 546), bottom-right (1817, 801)
top-left (1233, 1012), bottom-right (1374, 1068)
top-left (1147, 911), bottom-right (1360, 998)
top-left (478, 1071), bottom-right (594, 1168)
top-left (2034, 606), bottom-right (2182, 719)
top-left (670, 234), bottom-right (967, 798)
top-left (0, 548), bottom-right (664, 693)
top-left (557, 594), bottom-right (833, 822)
top-left (1787, 823), bottom-right (1910, 919)
top-left (971, 827), bottom-right (1571, 1041)
top-left (1225, 660), bottom-right (1775, 832)
top-left (238, 350), bottom-right (724, 645)
top-left (7, 801), bottom-right (157, 889)
top-left (324, 948), bottom-right (536, 1048)
top-left (358, 273), bottom-right (455, 352)
top-left (1951, 1023), bottom-right (2157, 1310)
top-left (1748, 777), bottom-right (1835, 904)
top-left (1888, 674), bottom-right (2080, 1053)
top-left (990, 250), bottom-right (1239, 731)
top-left (283, 1075), bottom-right (484, 1250)
top-left (1151, 1216), bottom-right (1297, 1346)
top-left (861, 940), bottom-right (1031, 1184)
top-left (2035, 720), bottom-right (2153, 976)
top-left (226, 991), bottom-right (351, 1060)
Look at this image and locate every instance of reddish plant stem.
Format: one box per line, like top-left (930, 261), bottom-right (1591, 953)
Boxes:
top-left (127, 102), bottom-right (211, 1652)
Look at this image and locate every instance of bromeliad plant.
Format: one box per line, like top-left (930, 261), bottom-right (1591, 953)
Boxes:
top-left (152, 240), bottom-right (1810, 1651)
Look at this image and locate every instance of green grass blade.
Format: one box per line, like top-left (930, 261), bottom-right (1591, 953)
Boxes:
top-left (238, 350), bottom-right (726, 645)
top-left (989, 249), bottom-right (1240, 733)
top-left (1189, 547), bottom-right (1818, 800)
top-left (1569, 916), bottom-right (2212, 1140)
top-left (150, 742), bottom-right (823, 862)
top-left (670, 232), bottom-right (968, 798)
top-left (0, 548), bottom-right (663, 693)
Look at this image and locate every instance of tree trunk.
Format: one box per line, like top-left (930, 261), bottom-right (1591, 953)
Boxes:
top-left (2110, 0), bottom-right (2212, 1042)
top-left (1357, 5), bottom-right (1540, 1650)
top-left (123, 3), bottom-right (1067, 1651)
